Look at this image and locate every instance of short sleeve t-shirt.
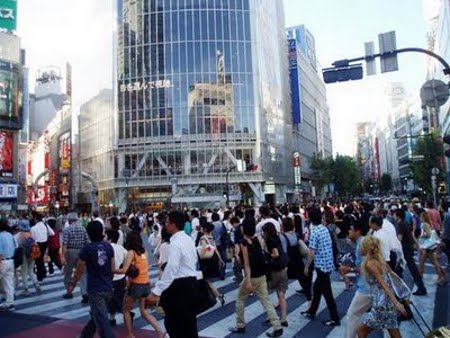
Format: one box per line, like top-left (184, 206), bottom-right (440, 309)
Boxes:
top-left (397, 220), bottom-right (415, 251)
top-left (79, 241), bottom-right (114, 293)
top-left (309, 224), bottom-right (335, 273)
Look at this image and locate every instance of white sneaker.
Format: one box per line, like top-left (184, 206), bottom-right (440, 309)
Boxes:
top-left (35, 284), bottom-right (42, 293)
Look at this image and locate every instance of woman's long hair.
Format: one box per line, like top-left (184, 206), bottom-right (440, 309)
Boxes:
top-left (124, 231), bottom-right (145, 255)
top-left (360, 236), bottom-right (387, 278)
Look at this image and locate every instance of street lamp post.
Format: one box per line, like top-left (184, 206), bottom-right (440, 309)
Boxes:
top-left (123, 169), bottom-right (131, 214)
top-left (226, 166), bottom-right (236, 208)
top-left (431, 167), bottom-right (439, 207)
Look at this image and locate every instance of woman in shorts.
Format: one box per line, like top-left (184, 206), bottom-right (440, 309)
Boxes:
top-left (115, 231), bottom-right (165, 338)
top-left (262, 222), bottom-right (289, 327)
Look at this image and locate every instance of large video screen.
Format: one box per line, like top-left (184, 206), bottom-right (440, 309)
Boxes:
top-left (0, 60), bottom-right (22, 129)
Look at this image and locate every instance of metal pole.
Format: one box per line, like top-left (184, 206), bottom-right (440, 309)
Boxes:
top-left (432, 175), bottom-right (437, 207)
top-left (226, 166), bottom-right (236, 208)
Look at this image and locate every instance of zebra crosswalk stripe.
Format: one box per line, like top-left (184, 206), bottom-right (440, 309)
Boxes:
top-left (11, 265), bottom-right (439, 337)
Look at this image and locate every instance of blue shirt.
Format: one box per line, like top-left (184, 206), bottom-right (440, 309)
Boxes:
top-left (309, 224), bottom-right (334, 273)
top-left (79, 241), bottom-right (114, 293)
top-left (0, 231), bottom-right (15, 259)
top-left (355, 236), bottom-right (370, 295)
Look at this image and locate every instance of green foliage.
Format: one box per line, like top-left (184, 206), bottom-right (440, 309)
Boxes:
top-left (379, 173), bottom-right (392, 193)
top-left (310, 154), bottom-right (362, 197)
top-left (410, 132), bottom-right (445, 195)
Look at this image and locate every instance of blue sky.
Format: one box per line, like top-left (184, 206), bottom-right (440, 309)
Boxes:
top-left (283, 0), bottom-right (430, 155)
top-left (18, 0), bottom-right (430, 156)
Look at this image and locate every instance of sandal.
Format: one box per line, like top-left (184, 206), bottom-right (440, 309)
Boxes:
top-left (218, 294), bottom-right (225, 306)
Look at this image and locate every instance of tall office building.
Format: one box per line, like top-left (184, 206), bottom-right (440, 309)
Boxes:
top-left (111, 0), bottom-right (291, 209)
top-left (286, 25), bottom-right (333, 197)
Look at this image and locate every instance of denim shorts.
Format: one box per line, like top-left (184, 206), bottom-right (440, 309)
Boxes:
top-left (127, 282), bottom-right (151, 300)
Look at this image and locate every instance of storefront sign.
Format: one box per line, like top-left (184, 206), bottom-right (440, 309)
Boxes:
top-left (119, 79), bottom-right (173, 92)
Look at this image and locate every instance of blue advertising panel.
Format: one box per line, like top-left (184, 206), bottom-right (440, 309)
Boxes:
top-left (288, 38), bottom-right (302, 125)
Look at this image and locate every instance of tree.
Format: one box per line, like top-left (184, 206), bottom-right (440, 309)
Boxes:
top-left (333, 155), bottom-right (362, 196)
top-left (380, 173), bottom-right (393, 193)
top-left (410, 132), bottom-right (445, 196)
top-left (310, 154), bottom-right (333, 195)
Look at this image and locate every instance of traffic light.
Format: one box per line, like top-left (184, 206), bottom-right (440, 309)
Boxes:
top-left (444, 135), bottom-right (450, 157)
top-left (323, 64), bottom-right (363, 84)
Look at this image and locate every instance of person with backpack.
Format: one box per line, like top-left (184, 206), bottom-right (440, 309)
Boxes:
top-left (228, 218), bottom-right (283, 337)
top-left (212, 212), bottom-right (228, 280)
top-left (15, 220), bottom-right (41, 296)
top-left (262, 222), bottom-right (288, 327)
top-left (302, 208), bottom-right (341, 327)
top-left (280, 217), bottom-right (312, 302)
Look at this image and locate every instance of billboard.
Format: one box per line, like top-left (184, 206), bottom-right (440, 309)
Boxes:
top-left (0, 0), bottom-right (17, 31)
top-left (0, 130), bottom-right (13, 178)
top-left (0, 183), bottom-right (17, 199)
top-left (0, 60), bottom-right (22, 129)
top-left (59, 132), bottom-right (71, 208)
top-left (0, 32), bottom-right (20, 63)
top-left (288, 38), bottom-right (302, 125)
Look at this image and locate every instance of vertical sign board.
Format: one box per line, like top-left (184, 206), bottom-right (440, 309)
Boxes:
top-left (379, 31), bottom-right (398, 73)
top-left (59, 132), bottom-right (71, 208)
top-left (364, 42), bottom-right (376, 76)
top-left (0, 130), bottom-right (13, 178)
top-left (288, 38), bottom-right (302, 125)
top-left (0, 0), bottom-right (17, 31)
top-left (293, 151), bottom-right (301, 192)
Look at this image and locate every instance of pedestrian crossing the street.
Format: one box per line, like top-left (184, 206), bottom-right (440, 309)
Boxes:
top-left (8, 263), bottom-right (442, 338)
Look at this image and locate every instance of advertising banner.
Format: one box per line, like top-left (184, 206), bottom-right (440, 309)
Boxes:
top-left (0, 183), bottom-right (17, 199)
top-left (0, 0), bottom-right (17, 31)
top-left (288, 39), bottom-right (302, 125)
top-left (0, 60), bottom-right (22, 129)
top-left (0, 130), bottom-right (13, 178)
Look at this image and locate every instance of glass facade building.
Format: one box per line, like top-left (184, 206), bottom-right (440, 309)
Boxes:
top-left (113, 0), bottom-right (291, 208)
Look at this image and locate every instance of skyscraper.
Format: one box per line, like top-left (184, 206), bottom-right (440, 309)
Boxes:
top-left (111, 0), bottom-right (291, 208)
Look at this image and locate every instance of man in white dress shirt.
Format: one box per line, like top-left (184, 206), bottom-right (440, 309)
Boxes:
top-left (147, 211), bottom-right (199, 338)
top-left (31, 213), bottom-right (54, 281)
top-left (256, 206), bottom-right (281, 234)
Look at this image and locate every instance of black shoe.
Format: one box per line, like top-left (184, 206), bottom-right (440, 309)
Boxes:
top-left (413, 289), bottom-right (427, 296)
top-left (218, 294), bottom-right (226, 306)
top-left (62, 293), bottom-right (73, 299)
top-left (130, 311), bottom-right (135, 323)
top-left (109, 319), bottom-right (117, 327)
top-left (324, 320), bottom-right (341, 326)
top-left (81, 295), bottom-right (89, 304)
top-left (262, 319), bottom-right (270, 326)
top-left (296, 289), bottom-right (306, 295)
top-left (228, 327), bottom-right (246, 334)
top-left (301, 311), bottom-right (315, 319)
top-left (266, 329), bottom-right (283, 337)
top-left (281, 321), bottom-right (288, 327)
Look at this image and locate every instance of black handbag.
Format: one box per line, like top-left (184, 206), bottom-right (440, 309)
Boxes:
top-left (125, 264), bottom-right (140, 279)
top-left (194, 278), bottom-right (217, 314)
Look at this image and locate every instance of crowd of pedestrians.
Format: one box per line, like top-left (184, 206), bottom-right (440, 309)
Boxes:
top-left (0, 197), bottom-right (448, 337)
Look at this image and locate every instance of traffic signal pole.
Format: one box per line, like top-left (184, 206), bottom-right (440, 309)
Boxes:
top-left (331, 47), bottom-right (450, 76)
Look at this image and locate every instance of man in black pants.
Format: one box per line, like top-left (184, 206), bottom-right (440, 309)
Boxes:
top-left (302, 208), bottom-right (340, 326)
top-left (395, 209), bottom-right (427, 296)
top-left (147, 211), bottom-right (199, 338)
